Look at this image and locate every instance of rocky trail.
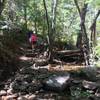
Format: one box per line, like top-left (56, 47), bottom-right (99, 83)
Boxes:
top-left (0, 45), bottom-right (100, 100)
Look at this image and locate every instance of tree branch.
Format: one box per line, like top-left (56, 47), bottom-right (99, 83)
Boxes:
top-left (74, 0), bottom-right (81, 17)
top-left (0, 0), bottom-right (6, 16)
top-left (90, 10), bottom-right (100, 43)
top-left (90, 10), bottom-right (100, 31)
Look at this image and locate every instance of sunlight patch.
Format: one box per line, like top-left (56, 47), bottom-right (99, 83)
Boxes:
top-left (19, 56), bottom-right (32, 61)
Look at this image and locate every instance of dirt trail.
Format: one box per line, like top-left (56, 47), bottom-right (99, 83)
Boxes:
top-left (0, 45), bottom-right (100, 100)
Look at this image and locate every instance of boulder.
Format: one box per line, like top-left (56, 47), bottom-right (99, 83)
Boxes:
top-left (42, 72), bottom-right (70, 92)
top-left (82, 80), bottom-right (99, 90)
top-left (11, 81), bottom-right (29, 92)
top-left (79, 67), bottom-right (98, 81)
top-left (0, 90), bottom-right (7, 96)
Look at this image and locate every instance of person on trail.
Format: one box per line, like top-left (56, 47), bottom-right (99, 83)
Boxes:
top-left (31, 33), bottom-right (37, 50)
top-left (27, 31), bottom-right (37, 51)
top-left (27, 30), bottom-right (33, 43)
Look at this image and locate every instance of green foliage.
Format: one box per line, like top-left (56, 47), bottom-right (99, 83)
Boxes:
top-left (95, 45), bottom-right (100, 57)
top-left (93, 0), bottom-right (100, 8)
top-left (85, 0), bottom-right (93, 3)
top-left (0, 0), bottom-right (100, 50)
top-left (70, 86), bottom-right (92, 100)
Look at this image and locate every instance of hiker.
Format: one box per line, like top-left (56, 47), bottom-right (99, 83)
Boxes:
top-left (27, 30), bottom-right (33, 43)
top-left (31, 33), bottom-right (37, 50)
top-left (28, 31), bottom-right (37, 51)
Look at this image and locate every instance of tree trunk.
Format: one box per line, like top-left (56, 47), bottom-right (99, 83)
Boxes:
top-left (74, 0), bottom-right (89, 49)
top-left (90, 10), bottom-right (100, 45)
top-left (51, 0), bottom-right (57, 34)
top-left (23, 0), bottom-right (27, 29)
top-left (43, 0), bottom-right (53, 62)
top-left (34, 0), bottom-right (38, 34)
top-left (80, 4), bottom-right (89, 49)
top-left (49, 0), bottom-right (58, 62)
top-left (8, 0), bottom-right (15, 22)
top-left (42, 14), bottom-right (46, 36)
top-left (0, 0), bottom-right (5, 16)
top-left (74, 0), bottom-right (90, 66)
top-left (34, 20), bottom-right (37, 34)
top-left (76, 30), bottom-right (82, 49)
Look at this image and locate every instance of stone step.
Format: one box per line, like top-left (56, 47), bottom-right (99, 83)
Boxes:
top-left (25, 53), bottom-right (37, 57)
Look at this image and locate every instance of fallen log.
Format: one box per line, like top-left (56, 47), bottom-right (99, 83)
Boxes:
top-left (54, 50), bottom-right (84, 62)
top-left (55, 50), bottom-right (82, 56)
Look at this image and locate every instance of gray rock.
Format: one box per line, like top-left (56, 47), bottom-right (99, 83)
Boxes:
top-left (89, 95), bottom-right (100, 100)
top-left (72, 79), bottom-right (82, 84)
top-left (27, 82), bottom-right (42, 93)
top-left (0, 90), bottom-right (7, 96)
top-left (82, 80), bottom-right (98, 90)
top-left (20, 67), bottom-right (36, 75)
top-left (17, 96), bottom-right (28, 100)
top-left (7, 89), bottom-right (13, 95)
top-left (28, 94), bottom-right (36, 100)
top-left (79, 67), bottom-right (97, 81)
top-left (24, 94), bottom-right (30, 98)
top-left (11, 81), bottom-right (29, 92)
top-left (6, 94), bottom-right (18, 100)
top-left (95, 88), bottom-right (100, 97)
top-left (42, 72), bottom-right (70, 92)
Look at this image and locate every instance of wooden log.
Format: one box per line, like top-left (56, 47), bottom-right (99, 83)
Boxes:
top-left (54, 50), bottom-right (83, 58)
top-left (55, 50), bottom-right (81, 55)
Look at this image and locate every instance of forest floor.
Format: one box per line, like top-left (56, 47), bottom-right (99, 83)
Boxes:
top-left (0, 44), bottom-right (100, 100)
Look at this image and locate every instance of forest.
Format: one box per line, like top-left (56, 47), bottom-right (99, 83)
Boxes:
top-left (0, 0), bottom-right (100, 100)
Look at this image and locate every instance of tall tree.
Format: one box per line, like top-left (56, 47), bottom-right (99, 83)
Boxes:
top-left (23, 0), bottom-right (28, 29)
top-left (74, 0), bottom-right (90, 66)
top-left (33, 0), bottom-right (38, 34)
top-left (90, 10), bottom-right (100, 45)
top-left (8, 0), bottom-right (16, 22)
top-left (43, 0), bottom-right (58, 62)
top-left (50, 0), bottom-right (58, 61)
top-left (0, 0), bottom-right (5, 16)
top-left (43, 0), bottom-right (51, 61)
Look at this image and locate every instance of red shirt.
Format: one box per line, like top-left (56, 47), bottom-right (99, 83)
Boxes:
top-left (31, 34), bottom-right (37, 42)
